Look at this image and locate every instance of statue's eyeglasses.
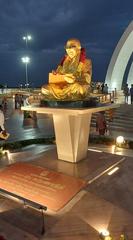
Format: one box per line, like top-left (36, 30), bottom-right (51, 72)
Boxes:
top-left (65, 45), bottom-right (77, 50)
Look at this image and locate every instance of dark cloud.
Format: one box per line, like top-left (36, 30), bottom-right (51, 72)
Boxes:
top-left (0, 0), bottom-right (132, 86)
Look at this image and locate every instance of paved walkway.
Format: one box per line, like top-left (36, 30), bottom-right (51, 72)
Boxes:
top-left (3, 98), bottom-right (54, 142)
top-left (0, 144), bottom-right (132, 239)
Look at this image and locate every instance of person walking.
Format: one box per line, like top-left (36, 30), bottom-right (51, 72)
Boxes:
top-left (101, 83), bottom-right (104, 93)
top-left (0, 105), bottom-right (8, 139)
top-left (130, 84), bottom-right (133, 104)
top-left (123, 83), bottom-right (129, 103)
top-left (2, 97), bottom-right (8, 111)
top-left (103, 83), bottom-right (108, 94)
top-left (0, 105), bottom-right (5, 132)
top-left (15, 94), bottom-right (19, 109)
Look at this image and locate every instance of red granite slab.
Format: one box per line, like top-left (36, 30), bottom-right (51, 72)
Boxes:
top-left (0, 163), bottom-right (86, 211)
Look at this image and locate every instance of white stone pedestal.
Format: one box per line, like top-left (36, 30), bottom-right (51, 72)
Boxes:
top-left (22, 104), bottom-right (119, 163)
top-left (53, 112), bottom-right (91, 162)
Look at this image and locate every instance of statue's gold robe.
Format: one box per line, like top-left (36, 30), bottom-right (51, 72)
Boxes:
top-left (42, 52), bottom-right (92, 100)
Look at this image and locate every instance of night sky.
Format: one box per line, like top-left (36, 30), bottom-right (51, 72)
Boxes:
top-left (0, 0), bottom-right (132, 87)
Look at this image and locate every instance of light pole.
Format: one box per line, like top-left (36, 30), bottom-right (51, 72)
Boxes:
top-left (22, 35), bottom-right (32, 48)
top-left (21, 56), bottom-right (30, 89)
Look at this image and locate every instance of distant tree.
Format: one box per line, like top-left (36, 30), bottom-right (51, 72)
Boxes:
top-left (0, 84), bottom-right (4, 89)
top-left (0, 84), bottom-right (4, 93)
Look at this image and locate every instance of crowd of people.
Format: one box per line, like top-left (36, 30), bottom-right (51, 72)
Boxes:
top-left (91, 82), bottom-right (109, 94)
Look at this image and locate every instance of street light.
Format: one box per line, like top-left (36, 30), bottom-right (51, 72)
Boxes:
top-left (21, 56), bottom-right (30, 89)
top-left (22, 34), bottom-right (32, 47)
top-left (20, 84), bottom-right (23, 90)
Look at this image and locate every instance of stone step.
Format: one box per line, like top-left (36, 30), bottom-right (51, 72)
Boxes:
top-left (91, 117), bottom-right (133, 125)
top-left (113, 109), bottom-right (133, 114)
top-left (92, 116), bottom-right (133, 122)
top-left (113, 112), bottom-right (133, 117)
top-left (110, 118), bottom-right (133, 124)
top-left (92, 116), bottom-right (133, 124)
top-left (111, 109), bottom-right (133, 115)
top-left (92, 112), bottom-right (133, 121)
top-left (91, 104), bottom-right (133, 139)
top-left (109, 126), bottom-right (133, 133)
top-left (114, 114), bottom-right (133, 118)
top-left (92, 112), bottom-right (133, 118)
top-left (91, 122), bottom-right (133, 130)
top-left (91, 120), bottom-right (133, 131)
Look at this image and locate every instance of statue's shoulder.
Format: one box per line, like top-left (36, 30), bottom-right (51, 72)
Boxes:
top-left (85, 58), bottom-right (92, 65)
top-left (84, 58), bottom-right (92, 71)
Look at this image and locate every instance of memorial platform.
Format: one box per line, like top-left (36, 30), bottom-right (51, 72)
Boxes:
top-left (0, 145), bottom-right (133, 239)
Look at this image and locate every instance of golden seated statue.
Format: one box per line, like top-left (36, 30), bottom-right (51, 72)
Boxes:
top-left (41, 38), bottom-right (92, 100)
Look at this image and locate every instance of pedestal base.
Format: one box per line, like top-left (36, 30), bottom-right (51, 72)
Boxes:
top-left (22, 103), bottom-right (119, 163)
top-left (53, 113), bottom-right (91, 162)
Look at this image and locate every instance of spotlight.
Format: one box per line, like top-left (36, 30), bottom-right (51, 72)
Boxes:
top-left (116, 136), bottom-right (124, 144)
top-left (99, 229), bottom-right (111, 240)
top-left (116, 136), bottom-right (125, 148)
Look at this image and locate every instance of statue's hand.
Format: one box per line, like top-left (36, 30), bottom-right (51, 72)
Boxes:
top-left (52, 70), bottom-right (57, 75)
top-left (64, 74), bottom-right (75, 83)
top-left (84, 73), bottom-right (91, 84)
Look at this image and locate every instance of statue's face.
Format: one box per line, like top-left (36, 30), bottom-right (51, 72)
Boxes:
top-left (66, 46), bottom-right (77, 59)
top-left (65, 39), bottom-right (81, 59)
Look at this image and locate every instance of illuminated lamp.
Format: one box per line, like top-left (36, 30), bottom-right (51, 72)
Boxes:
top-left (116, 136), bottom-right (125, 147)
top-left (99, 230), bottom-right (112, 240)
